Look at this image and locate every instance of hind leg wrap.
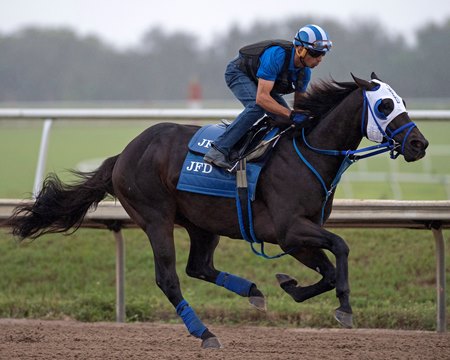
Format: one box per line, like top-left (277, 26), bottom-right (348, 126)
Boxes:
top-left (176, 299), bottom-right (207, 338)
top-left (216, 271), bottom-right (254, 297)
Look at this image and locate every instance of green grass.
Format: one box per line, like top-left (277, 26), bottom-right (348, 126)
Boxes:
top-left (0, 227), bottom-right (448, 330)
top-left (1, 119), bottom-right (449, 199)
top-left (0, 120), bottom-right (148, 197)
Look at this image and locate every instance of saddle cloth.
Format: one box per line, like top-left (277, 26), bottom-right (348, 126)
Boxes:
top-left (176, 123), bottom-right (278, 200)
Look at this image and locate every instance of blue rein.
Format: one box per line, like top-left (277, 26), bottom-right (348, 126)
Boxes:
top-left (293, 91), bottom-right (417, 225)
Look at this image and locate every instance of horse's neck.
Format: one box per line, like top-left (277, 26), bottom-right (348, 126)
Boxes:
top-left (272, 89), bottom-right (365, 186)
top-left (309, 90), bottom-right (364, 151)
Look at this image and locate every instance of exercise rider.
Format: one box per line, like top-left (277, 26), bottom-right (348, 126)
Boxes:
top-left (204, 24), bottom-right (333, 169)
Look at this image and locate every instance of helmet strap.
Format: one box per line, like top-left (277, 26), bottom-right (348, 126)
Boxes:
top-left (297, 47), bottom-right (307, 58)
top-left (296, 47), bottom-right (308, 67)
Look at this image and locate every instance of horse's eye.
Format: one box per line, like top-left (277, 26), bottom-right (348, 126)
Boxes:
top-left (377, 98), bottom-right (394, 117)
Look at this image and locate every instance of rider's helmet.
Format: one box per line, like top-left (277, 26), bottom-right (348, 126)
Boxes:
top-left (293, 24), bottom-right (333, 56)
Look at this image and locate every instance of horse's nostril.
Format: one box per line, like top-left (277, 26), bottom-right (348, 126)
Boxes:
top-left (410, 139), bottom-right (428, 151)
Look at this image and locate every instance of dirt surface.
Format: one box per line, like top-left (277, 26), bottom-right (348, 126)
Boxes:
top-left (0, 319), bottom-right (449, 360)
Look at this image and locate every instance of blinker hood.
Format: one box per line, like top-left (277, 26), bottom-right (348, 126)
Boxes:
top-left (365, 79), bottom-right (407, 142)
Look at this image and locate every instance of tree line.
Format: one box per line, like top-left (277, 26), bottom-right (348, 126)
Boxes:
top-left (0, 16), bottom-right (449, 102)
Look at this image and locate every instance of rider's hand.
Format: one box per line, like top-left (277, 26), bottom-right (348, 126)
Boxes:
top-left (290, 111), bottom-right (308, 125)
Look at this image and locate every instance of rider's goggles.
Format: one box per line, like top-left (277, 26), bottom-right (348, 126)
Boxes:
top-left (307, 48), bottom-right (327, 58)
top-left (295, 38), bottom-right (333, 56)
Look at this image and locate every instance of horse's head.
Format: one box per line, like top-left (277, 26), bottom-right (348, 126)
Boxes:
top-left (352, 72), bottom-right (429, 162)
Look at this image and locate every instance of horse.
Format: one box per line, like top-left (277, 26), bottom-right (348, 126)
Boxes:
top-left (7, 73), bottom-right (428, 349)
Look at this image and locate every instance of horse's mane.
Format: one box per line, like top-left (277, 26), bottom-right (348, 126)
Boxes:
top-left (294, 79), bottom-right (359, 120)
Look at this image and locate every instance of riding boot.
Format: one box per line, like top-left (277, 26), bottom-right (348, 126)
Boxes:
top-left (203, 147), bottom-right (233, 169)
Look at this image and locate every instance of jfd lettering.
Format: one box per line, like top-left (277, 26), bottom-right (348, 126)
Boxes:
top-left (186, 161), bottom-right (213, 174)
top-left (197, 138), bottom-right (213, 148)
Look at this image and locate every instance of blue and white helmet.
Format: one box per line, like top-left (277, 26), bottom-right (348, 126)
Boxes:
top-left (293, 24), bottom-right (333, 52)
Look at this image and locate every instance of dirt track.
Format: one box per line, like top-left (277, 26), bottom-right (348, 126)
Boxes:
top-left (0, 319), bottom-right (449, 359)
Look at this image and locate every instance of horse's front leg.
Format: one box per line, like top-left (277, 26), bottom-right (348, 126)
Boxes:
top-left (328, 231), bottom-right (353, 328)
top-left (279, 218), bottom-right (353, 328)
top-left (276, 247), bottom-right (336, 302)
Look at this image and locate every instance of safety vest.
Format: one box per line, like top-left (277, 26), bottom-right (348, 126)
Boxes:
top-left (237, 39), bottom-right (304, 95)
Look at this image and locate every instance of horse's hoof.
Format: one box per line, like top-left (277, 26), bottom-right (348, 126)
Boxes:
top-left (201, 336), bottom-right (223, 349)
top-left (334, 309), bottom-right (353, 329)
top-left (275, 273), bottom-right (298, 287)
top-left (249, 296), bottom-right (267, 312)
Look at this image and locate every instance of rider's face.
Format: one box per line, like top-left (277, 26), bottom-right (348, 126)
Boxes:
top-left (295, 46), bottom-right (325, 68)
top-left (303, 53), bottom-right (324, 68)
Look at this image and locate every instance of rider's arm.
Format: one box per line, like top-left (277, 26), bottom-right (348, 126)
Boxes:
top-left (255, 47), bottom-right (292, 119)
top-left (256, 79), bottom-right (291, 119)
top-left (293, 91), bottom-right (305, 106)
top-left (293, 67), bottom-right (311, 106)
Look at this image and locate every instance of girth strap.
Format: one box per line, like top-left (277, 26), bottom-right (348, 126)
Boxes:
top-left (235, 159), bottom-right (289, 259)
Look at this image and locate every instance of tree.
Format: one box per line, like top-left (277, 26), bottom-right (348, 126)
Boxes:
top-left (0, 18), bottom-right (449, 102)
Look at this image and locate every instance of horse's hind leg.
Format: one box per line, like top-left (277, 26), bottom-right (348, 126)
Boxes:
top-left (184, 223), bottom-right (266, 311)
top-left (117, 196), bottom-right (221, 348)
top-left (148, 219), bottom-right (224, 348)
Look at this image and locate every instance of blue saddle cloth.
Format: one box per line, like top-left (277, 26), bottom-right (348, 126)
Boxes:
top-left (176, 124), bottom-right (278, 200)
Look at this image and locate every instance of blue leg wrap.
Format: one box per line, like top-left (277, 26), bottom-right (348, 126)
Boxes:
top-left (176, 299), bottom-right (207, 338)
top-left (215, 271), bottom-right (254, 297)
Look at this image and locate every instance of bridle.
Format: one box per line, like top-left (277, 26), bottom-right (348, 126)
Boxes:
top-left (293, 85), bottom-right (417, 224)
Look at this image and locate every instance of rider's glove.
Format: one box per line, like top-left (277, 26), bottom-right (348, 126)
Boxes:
top-left (290, 111), bottom-right (308, 125)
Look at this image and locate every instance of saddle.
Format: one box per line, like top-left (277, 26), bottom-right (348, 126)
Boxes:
top-left (188, 116), bottom-right (280, 165)
top-left (228, 116), bottom-right (281, 163)
top-left (176, 117), bottom-right (281, 200)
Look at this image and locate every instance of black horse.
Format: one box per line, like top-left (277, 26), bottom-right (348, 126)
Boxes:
top-left (7, 73), bottom-right (428, 348)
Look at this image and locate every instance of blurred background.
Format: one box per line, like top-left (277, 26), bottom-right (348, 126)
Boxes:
top-left (1, 0), bottom-right (449, 200)
top-left (1, 0), bottom-right (450, 105)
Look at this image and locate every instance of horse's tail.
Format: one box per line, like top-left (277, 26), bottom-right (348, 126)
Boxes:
top-left (7, 154), bottom-right (120, 241)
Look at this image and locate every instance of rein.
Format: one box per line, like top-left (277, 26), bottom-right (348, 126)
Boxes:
top-left (293, 90), bottom-right (417, 225)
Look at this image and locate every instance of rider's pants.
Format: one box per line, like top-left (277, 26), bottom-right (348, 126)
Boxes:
top-left (212, 58), bottom-right (289, 156)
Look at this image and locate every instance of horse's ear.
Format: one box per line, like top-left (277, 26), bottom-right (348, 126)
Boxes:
top-left (351, 73), bottom-right (378, 91)
top-left (371, 72), bottom-right (382, 82)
